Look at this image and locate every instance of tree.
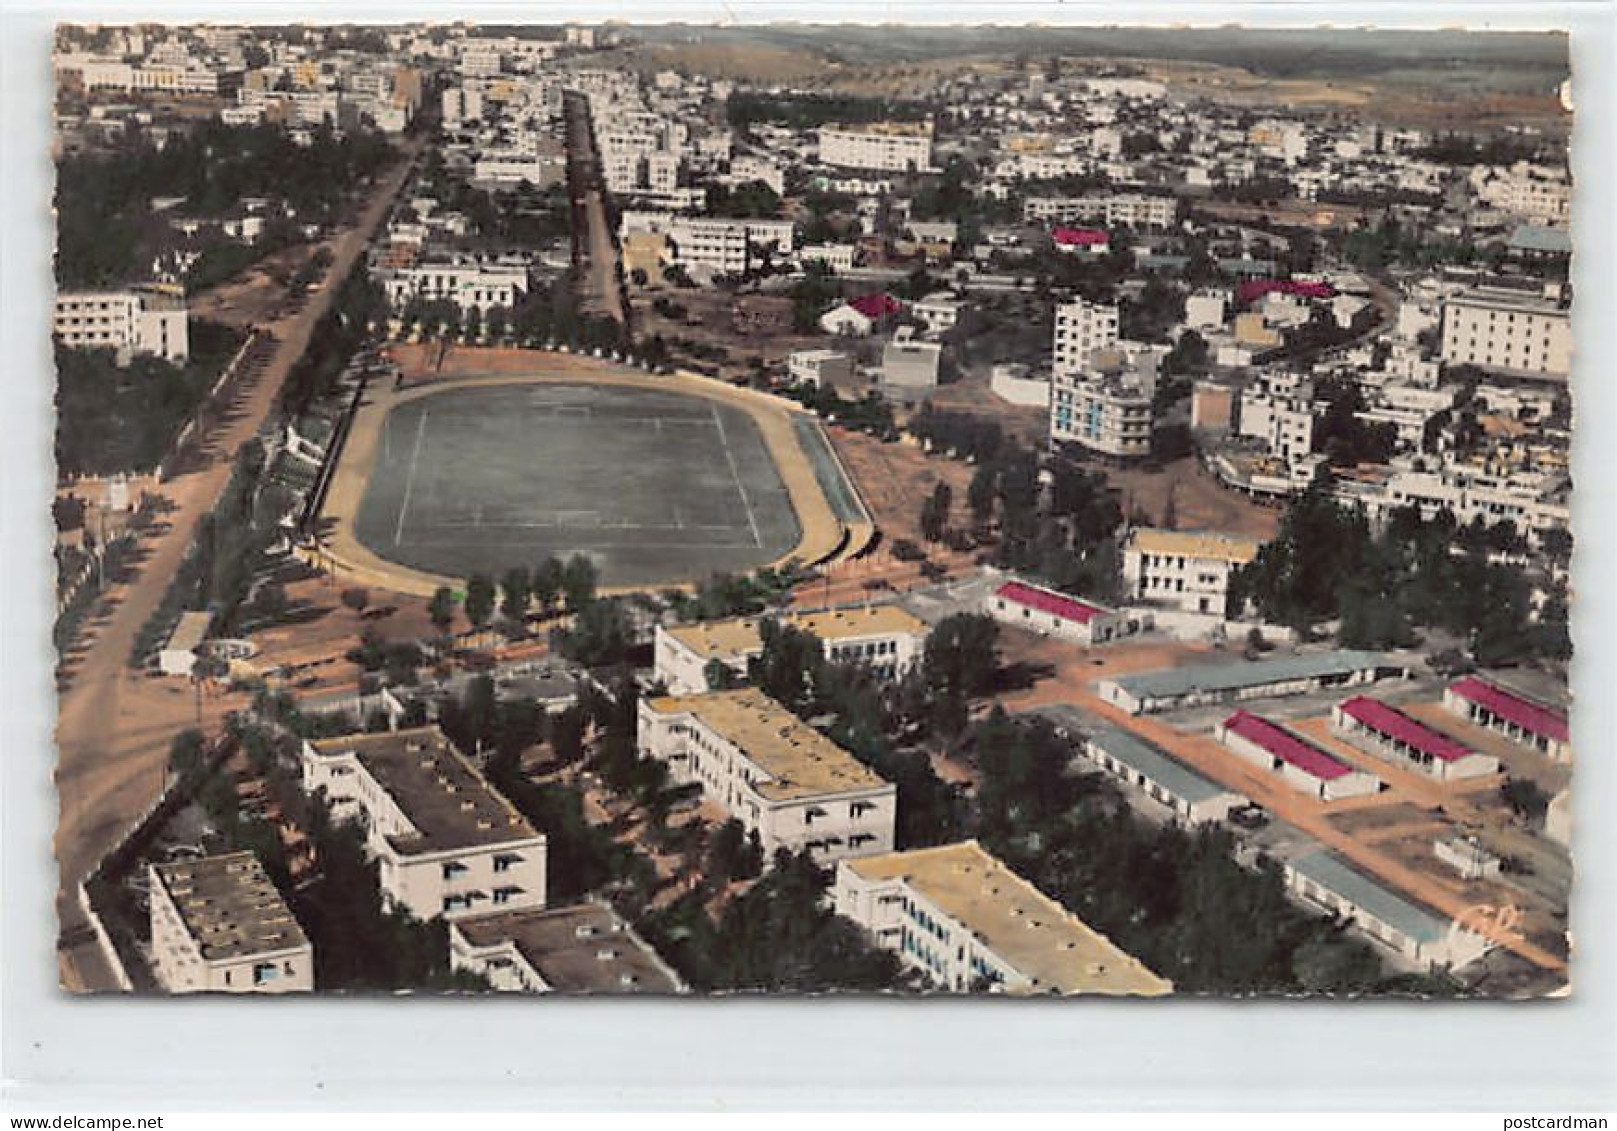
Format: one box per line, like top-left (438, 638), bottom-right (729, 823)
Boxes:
top-left (500, 567), bottom-right (531, 623)
top-left (532, 557), bottom-right (565, 613)
top-left (919, 482), bottom-right (952, 543)
top-left (167, 728), bottom-right (207, 779)
top-left (428, 586), bottom-right (457, 634)
top-left (561, 555), bottom-right (598, 610)
top-left (340, 587), bottom-right (371, 616)
top-left (922, 613), bottom-right (1001, 735)
top-left (464, 574), bottom-right (496, 628)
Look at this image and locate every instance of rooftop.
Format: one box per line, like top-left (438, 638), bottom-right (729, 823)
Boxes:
top-left (1449, 676), bottom-right (1569, 743)
top-left (308, 726), bottom-right (540, 855)
top-left (1337, 696), bottom-right (1476, 763)
top-left (1223, 710), bottom-right (1355, 781)
top-left (163, 609), bottom-right (214, 655)
top-left (1446, 285), bottom-right (1568, 316)
top-left (845, 841), bottom-right (1172, 996)
top-left (822, 120), bottom-right (931, 138)
top-left (1287, 850), bottom-right (1452, 945)
top-left (664, 605), bottom-right (928, 661)
top-left (995, 579), bottom-right (1111, 625)
top-left (452, 903), bottom-right (684, 994)
top-left (150, 851), bottom-right (309, 962)
top-left (643, 688), bottom-right (892, 802)
top-left (1106, 650), bottom-right (1401, 703)
top-left (1127, 528), bottom-right (1261, 565)
top-left (1085, 724), bottom-right (1235, 805)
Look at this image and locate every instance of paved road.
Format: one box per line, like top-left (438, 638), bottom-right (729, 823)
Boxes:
top-left (561, 91), bottom-right (628, 330)
top-left (53, 137), bottom-right (424, 991)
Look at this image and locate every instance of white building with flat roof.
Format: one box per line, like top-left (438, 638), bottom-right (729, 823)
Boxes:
top-left (1440, 286), bottom-right (1572, 381)
top-left (636, 688), bottom-right (896, 865)
top-left (1051, 300), bottom-right (1120, 379)
top-left (382, 259), bottom-right (529, 314)
top-left (833, 840), bottom-right (1172, 995)
top-left (653, 605), bottom-right (929, 695)
top-left (818, 121), bottom-right (933, 172)
top-left (786, 349), bottom-right (854, 389)
top-left (148, 851), bottom-right (313, 994)
top-left (301, 726), bottom-right (548, 922)
top-left (54, 289), bottom-right (189, 363)
top-left (1123, 528), bottom-right (1262, 616)
top-left (448, 902), bottom-right (686, 994)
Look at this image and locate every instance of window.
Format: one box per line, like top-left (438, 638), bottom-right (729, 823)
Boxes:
top-left (493, 853), bottom-right (522, 873)
top-left (442, 861), bottom-right (469, 881)
top-left (253, 962), bottom-right (279, 985)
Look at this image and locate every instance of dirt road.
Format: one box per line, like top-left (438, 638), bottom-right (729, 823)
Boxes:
top-left (53, 138), bottom-right (423, 991)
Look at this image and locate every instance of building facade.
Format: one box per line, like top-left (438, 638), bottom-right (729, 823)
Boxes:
top-left (448, 902), bottom-right (686, 993)
top-left (300, 726), bottom-right (548, 922)
top-left (148, 852), bottom-right (313, 994)
top-left (653, 606), bottom-right (929, 696)
top-left (1122, 528), bottom-right (1261, 616)
top-left (1439, 286), bottom-right (1572, 380)
top-left (817, 121), bottom-right (933, 172)
top-left (54, 289), bottom-right (190, 363)
top-left (833, 840), bottom-right (1172, 995)
top-left (636, 688), bottom-right (897, 865)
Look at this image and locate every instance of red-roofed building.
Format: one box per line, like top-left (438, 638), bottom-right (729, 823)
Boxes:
top-left (1052, 227), bottom-right (1111, 255)
top-left (1444, 677), bottom-right (1571, 762)
top-left (983, 577), bottom-right (1142, 647)
top-left (819, 293), bottom-right (902, 336)
top-left (1235, 278), bottom-right (1337, 305)
top-left (1331, 696), bottom-right (1499, 781)
top-left (1216, 710), bottom-right (1381, 801)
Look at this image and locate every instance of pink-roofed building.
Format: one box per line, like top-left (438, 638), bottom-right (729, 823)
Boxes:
top-left (1052, 227), bottom-right (1111, 256)
top-left (983, 576), bottom-right (1144, 647)
top-left (1331, 696), bottom-right (1500, 782)
top-left (1443, 677), bottom-right (1571, 762)
top-left (1216, 710), bottom-right (1381, 801)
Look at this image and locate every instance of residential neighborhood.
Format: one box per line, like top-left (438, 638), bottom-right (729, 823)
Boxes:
top-left (47, 21), bottom-right (1575, 1009)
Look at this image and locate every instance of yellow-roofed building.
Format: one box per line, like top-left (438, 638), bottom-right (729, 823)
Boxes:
top-left (653, 605), bottom-right (929, 695)
top-left (637, 688), bottom-right (896, 865)
top-left (1123, 527), bottom-right (1263, 616)
top-left (833, 840), bottom-right (1172, 995)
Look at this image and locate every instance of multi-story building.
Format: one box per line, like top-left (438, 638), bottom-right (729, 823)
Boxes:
top-left (1122, 528), bottom-right (1262, 616)
top-left (1439, 285), bottom-right (1572, 381)
top-left (1237, 372), bottom-right (1316, 463)
top-left (1022, 192), bottom-right (1176, 230)
top-left (817, 121), bottom-right (934, 172)
top-left (636, 688), bottom-right (897, 865)
top-left (148, 852), bottom-right (313, 994)
top-left (832, 840), bottom-right (1172, 995)
top-left (54, 289), bottom-right (190, 363)
top-left (653, 605), bottom-right (929, 695)
top-left (300, 726), bottom-right (548, 922)
top-left (1050, 367), bottom-right (1154, 460)
top-left (1051, 300), bottom-right (1120, 378)
top-left (448, 902), bottom-right (686, 994)
top-left (380, 258), bottom-right (530, 314)
top-left (786, 348), bottom-right (854, 389)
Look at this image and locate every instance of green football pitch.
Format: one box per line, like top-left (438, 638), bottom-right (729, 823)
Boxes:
top-left (352, 382), bottom-right (803, 588)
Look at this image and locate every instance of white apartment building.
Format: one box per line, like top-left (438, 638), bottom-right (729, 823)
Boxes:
top-left (1473, 162), bottom-right (1571, 225)
top-left (799, 243), bottom-right (857, 271)
top-left (301, 726), bottom-right (548, 922)
top-left (54, 289), bottom-right (190, 363)
top-left (1123, 528), bottom-right (1262, 616)
top-left (382, 259), bottom-right (529, 314)
top-left (148, 852), bottom-right (313, 994)
top-left (1440, 286), bottom-right (1572, 381)
top-left (833, 840), bottom-right (1172, 995)
top-left (912, 292), bottom-right (965, 336)
top-left (636, 688), bottom-right (897, 865)
top-left (1050, 368), bottom-right (1154, 459)
top-left (786, 349), bottom-right (855, 389)
top-left (653, 605), bottom-right (929, 695)
top-left (1238, 372), bottom-right (1317, 463)
top-left (1022, 193), bottom-right (1176, 229)
top-left (448, 902), bottom-right (686, 994)
top-left (1052, 300), bottom-right (1120, 378)
top-left (817, 121), bottom-right (934, 172)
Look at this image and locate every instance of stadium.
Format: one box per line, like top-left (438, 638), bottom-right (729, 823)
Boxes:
top-left (310, 355), bottom-right (872, 596)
